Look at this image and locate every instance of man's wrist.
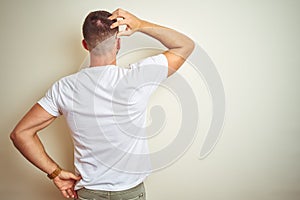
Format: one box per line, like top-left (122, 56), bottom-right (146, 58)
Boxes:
top-left (137, 20), bottom-right (163, 35)
top-left (47, 166), bottom-right (62, 179)
top-left (137, 20), bottom-right (150, 32)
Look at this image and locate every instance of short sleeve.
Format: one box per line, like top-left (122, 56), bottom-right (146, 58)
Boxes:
top-left (38, 81), bottom-right (61, 117)
top-left (129, 54), bottom-right (168, 95)
top-left (132, 54), bottom-right (168, 81)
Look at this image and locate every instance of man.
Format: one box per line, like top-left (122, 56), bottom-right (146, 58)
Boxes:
top-left (10, 8), bottom-right (194, 200)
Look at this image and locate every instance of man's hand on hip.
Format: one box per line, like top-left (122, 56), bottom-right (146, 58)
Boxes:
top-left (53, 170), bottom-right (81, 199)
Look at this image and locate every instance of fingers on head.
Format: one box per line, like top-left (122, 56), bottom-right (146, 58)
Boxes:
top-left (110, 8), bottom-right (127, 20)
top-left (111, 19), bottom-right (128, 29)
top-left (115, 8), bottom-right (126, 16)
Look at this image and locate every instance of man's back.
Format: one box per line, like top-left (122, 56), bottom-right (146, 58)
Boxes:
top-left (38, 54), bottom-right (168, 191)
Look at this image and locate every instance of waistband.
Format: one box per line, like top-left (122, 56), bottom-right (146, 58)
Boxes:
top-left (79, 182), bottom-right (144, 196)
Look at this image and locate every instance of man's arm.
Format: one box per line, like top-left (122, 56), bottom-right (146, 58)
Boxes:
top-left (109, 8), bottom-right (195, 77)
top-left (10, 103), bottom-right (81, 199)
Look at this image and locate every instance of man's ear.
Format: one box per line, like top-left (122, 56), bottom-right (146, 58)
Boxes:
top-left (82, 39), bottom-right (89, 51)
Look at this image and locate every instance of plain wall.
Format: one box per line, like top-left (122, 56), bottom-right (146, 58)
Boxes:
top-left (1, 0), bottom-right (299, 199)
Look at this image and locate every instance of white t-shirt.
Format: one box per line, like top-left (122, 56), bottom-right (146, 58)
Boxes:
top-left (38, 54), bottom-right (168, 191)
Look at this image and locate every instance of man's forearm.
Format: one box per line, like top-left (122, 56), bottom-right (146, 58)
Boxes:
top-left (11, 131), bottom-right (58, 175)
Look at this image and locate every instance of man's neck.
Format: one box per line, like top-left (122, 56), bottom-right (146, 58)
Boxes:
top-left (89, 54), bottom-right (117, 67)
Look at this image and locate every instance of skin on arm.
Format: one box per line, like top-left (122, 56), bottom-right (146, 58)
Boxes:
top-left (10, 103), bottom-right (81, 199)
top-left (109, 8), bottom-right (195, 77)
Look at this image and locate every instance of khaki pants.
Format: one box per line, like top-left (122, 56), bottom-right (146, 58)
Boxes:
top-left (76, 182), bottom-right (146, 200)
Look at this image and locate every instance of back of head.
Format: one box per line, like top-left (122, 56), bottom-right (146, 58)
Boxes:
top-left (82, 10), bottom-right (118, 50)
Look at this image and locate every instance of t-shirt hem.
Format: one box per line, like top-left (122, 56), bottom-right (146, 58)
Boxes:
top-left (74, 175), bottom-right (148, 191)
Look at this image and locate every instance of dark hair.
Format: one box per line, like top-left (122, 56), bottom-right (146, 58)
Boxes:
top-left (82, 10), bottom-right (117, 49)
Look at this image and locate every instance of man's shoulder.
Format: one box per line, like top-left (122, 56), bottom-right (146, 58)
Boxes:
top-left (58, 71), bottom-right (80, 83)
top-left (128, 54), bottom-right (168, 70)
top-left (49, 71), bottom-right (80, 91)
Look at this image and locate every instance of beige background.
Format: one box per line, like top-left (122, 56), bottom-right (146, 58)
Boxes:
top-left (1, 0), bottom-right (300, 199)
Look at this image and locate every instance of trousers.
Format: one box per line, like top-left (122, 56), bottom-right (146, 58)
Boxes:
top-left (76, 182), bottom-right (146, 200)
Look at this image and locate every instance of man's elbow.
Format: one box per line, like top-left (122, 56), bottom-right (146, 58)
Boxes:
top-left (10, 130), bottom-right (20, 145)
top-left (187, 39), bottom-right (195, 55)
top-left (182, 39), bottom-right (195, 58)
top-left (10, 130), bottom-right (26, 146)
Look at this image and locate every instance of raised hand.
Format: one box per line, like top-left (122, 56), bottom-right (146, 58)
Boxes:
top-left (108, 8), bottom-right (143, 37)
